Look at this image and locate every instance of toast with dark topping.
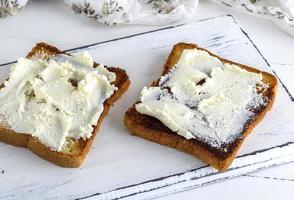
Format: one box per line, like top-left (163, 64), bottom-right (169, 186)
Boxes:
top-left (124, 42), bottom-right (277, 171)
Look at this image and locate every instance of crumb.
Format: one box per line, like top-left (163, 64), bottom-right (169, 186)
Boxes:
top-left (1, 170), bottom-right (4, 174)
top-left (68, 79), bottom-right (78, 87)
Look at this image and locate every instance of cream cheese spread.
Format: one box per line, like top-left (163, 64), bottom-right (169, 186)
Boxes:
top-left (135, 49), bottom-right (267, 150)
top-left (0, 52), bottom-right (116, 151)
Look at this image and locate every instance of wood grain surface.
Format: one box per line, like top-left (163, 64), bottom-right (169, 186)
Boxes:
top-left (0, 15), bottom-right (293, 200)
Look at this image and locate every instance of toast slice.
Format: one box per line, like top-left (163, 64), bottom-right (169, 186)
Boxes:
top-left (124, 42), bottom-right (277, 171)
top-left (0, 42), bottom-right (130, 167)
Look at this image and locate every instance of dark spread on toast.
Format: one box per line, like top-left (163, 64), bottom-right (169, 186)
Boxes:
top-left (133, 47), bottom-right (274, 157)
top-left (127, 92), bottom-right (272, 159)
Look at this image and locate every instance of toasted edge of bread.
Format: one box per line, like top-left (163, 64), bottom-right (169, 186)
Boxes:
top-left (124, 42), bottom-right (277, 171)
top-left (0, 42), bottom-right (131, 168)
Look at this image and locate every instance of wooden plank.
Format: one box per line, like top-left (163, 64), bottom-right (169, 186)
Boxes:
top-left (271, 63), bottom-right (294, 101)
top-left (0, 15), bottom-right (293, 200)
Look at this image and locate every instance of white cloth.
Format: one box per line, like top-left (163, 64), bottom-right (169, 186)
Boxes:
top-left (0, 0), bottom-right (29, 17)
top-left (63, 0), bottom-right (199, 25)
top-left (1, 0), bottom-right (294, 37)
top-left (212, 0), bottom-right (294, 36)
top-left (64, 0), bottom-right (294, 36)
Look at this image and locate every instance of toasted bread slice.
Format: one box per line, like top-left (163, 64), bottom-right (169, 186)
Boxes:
top-left (124, 42), bottom-right (277, 171)
top-left (0, 42), bottom-right (130, 167)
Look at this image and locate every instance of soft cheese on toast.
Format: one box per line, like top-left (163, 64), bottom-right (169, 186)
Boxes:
top-left (0, 43), bottom-right (130, 167)
top-left (124, 43), bottom-right (277, 171)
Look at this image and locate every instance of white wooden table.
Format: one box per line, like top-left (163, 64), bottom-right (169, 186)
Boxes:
top-left (0, 1), bottom-right (294, 199)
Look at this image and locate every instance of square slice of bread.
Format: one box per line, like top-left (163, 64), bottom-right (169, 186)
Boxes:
top-left (124, 42), bottom-right (277, 171)
top-left (0, 42), bottom-right (130, 168)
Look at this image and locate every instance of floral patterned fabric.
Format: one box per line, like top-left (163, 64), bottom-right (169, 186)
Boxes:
top-left (1, 0), bottom-right (294, 37)
top-left (212, 0), bottom-right (294, 36)
top-left (0, 0), bottom-right (29, 17)
top-left (64, 0), bottom-right (199, 25)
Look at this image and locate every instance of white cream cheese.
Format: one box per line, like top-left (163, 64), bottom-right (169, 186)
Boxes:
top-left (136, 49), bottom-right (267, 149)
top-left (0, 52), bottom-right (116, 151)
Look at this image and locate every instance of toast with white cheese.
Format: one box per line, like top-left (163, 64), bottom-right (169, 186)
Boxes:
top-left (124, 43), bottom-right (277, 171)
top-left (0, 42), bottom-right (130, 167)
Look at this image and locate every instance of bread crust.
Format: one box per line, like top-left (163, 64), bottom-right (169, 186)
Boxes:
top-left (0, 42), bottom-right (130, 167)
top-left (124, 43), bottom-right (277, 171)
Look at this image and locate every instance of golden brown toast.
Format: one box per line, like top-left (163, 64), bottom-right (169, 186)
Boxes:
top-left (0, 42), bottom-right (130, 168)
top-left (124, 42), bottom-right (277, 171)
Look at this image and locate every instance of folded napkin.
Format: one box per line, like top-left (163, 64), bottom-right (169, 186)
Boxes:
top-left (64, 0), bottom-right (199, 25)
top-left (1, 0), bottom-right (294, 37)
top-left (0, 0), bottom-right (29, 17)
top-left (212, 0), bottom-right (294, 36)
